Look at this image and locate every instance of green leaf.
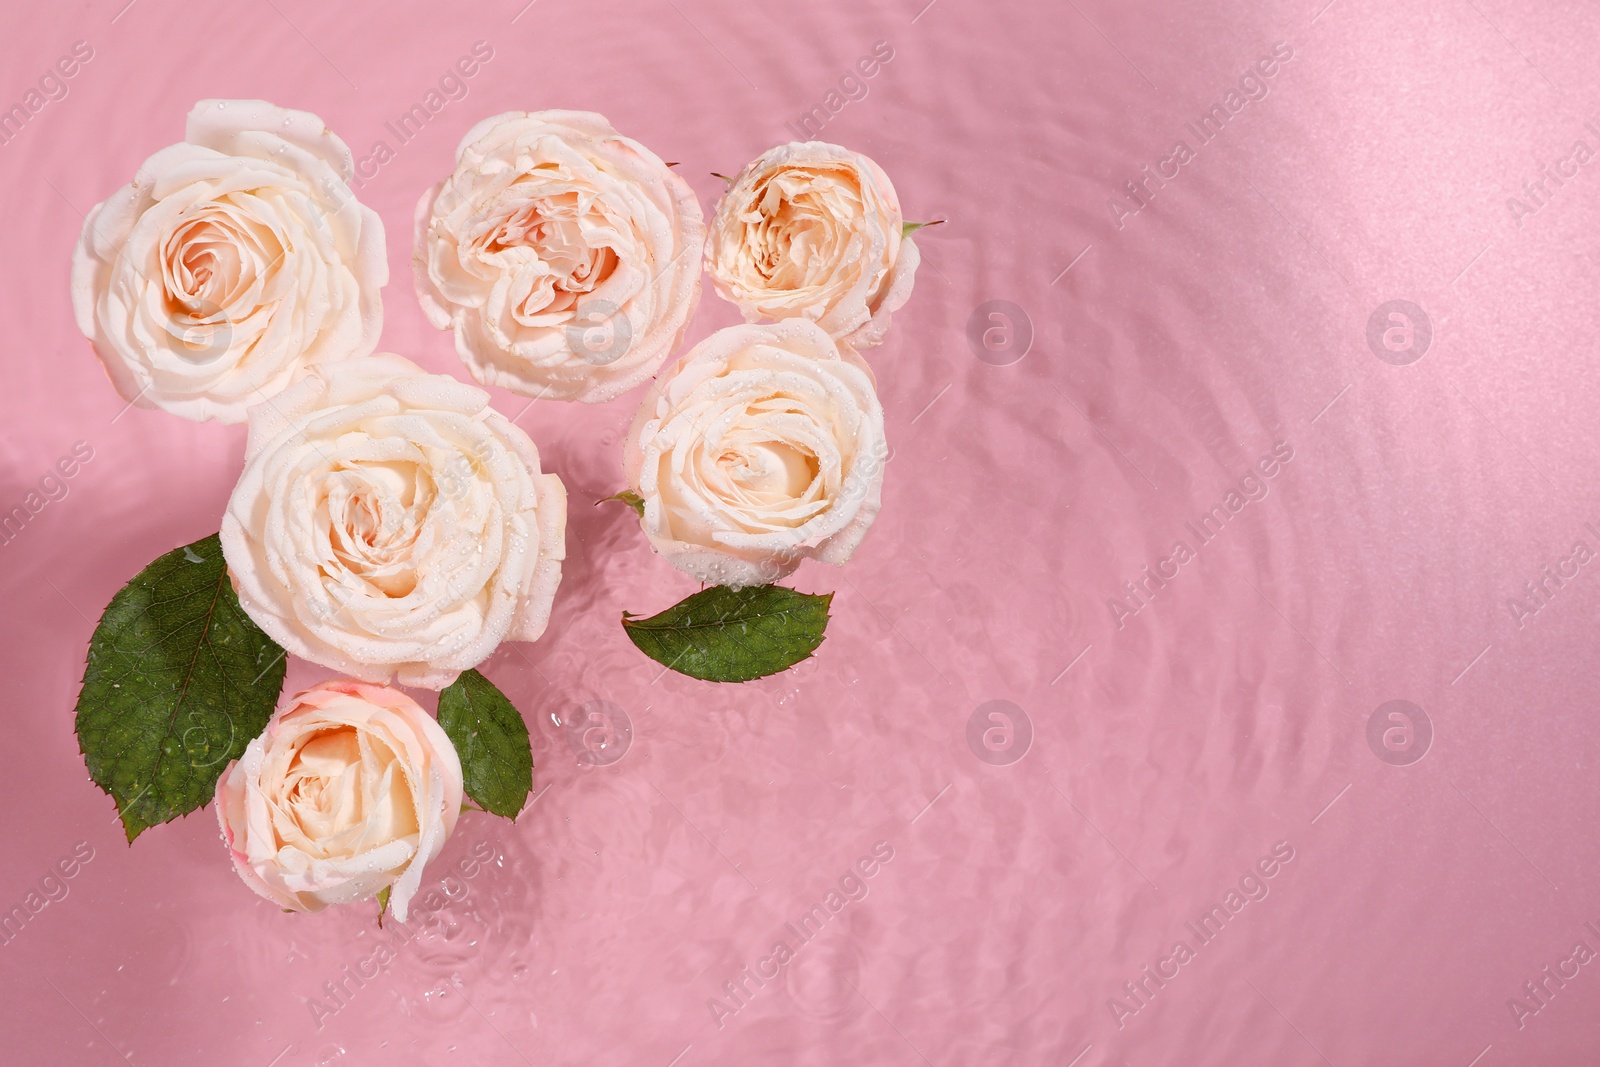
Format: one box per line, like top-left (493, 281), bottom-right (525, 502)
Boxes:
top-left (75, 533), bottom-right (288, 843)
top-left (622, 585), bottom-right (833, 683)
top-left (437, 669), bottom-right (533, 819)
top-left (902, 219), bottom-right (944, 237)
top-left (376, 886), bottom-right (391, 927)
top-left (599, 490), bottom-right (645, 518)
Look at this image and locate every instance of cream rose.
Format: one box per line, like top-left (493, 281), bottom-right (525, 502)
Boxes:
top-left (413, 110), bottom-right (703, 404)
top-left (216, 679), bottom-right (463, 921)
top-left (70, 99), bottom-right (386, 424)
top-left (705, 141), bottom-right (918, 349)
top-left (220, 354), bottom-right (567, 690)
top-left (622, 321), bottom-right (887, 588)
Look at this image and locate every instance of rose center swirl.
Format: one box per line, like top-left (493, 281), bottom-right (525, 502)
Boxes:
top-left (476, 187), bottom-right (622, 319)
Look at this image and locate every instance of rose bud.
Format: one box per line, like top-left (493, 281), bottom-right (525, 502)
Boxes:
top-left (215, 680), bottom-right (464, 921)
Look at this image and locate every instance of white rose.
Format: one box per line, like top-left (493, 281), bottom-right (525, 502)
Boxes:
top-left (413, 110), bottom-right (703, 404)
top-left (705, 141), bottom-right (918, 349)
top-left (215, 679), bottom-right (463, 922)
top-left (622, 321), bottom-right (887, 588)
top-left (220, 354), bottom-right (567, 690)
top-left (70, 99), bottom-right (386, 424)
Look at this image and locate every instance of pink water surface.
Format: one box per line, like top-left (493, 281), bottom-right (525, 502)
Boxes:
top-left (4, 0), bottom-right (1600, 1063)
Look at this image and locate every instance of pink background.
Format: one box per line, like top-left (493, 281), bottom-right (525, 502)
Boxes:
top-left (3, 0), bottom-right (1600, 1063)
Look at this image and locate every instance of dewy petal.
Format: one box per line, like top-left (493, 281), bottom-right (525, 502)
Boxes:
top-left (843, 235), bottom-right (920, 349)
